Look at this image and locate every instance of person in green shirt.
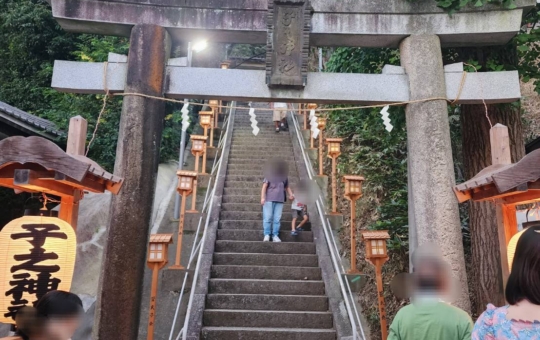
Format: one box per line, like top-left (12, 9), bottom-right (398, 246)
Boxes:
top-left (388, 250), bottom-right (473, 340)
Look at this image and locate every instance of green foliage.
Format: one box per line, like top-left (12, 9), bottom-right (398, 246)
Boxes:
top-left (326, 48), bottom-right (409, 251)
top-left (0, 0), bottom-right (185, 172)
top-left (411, 0), bottom-right (517, 14)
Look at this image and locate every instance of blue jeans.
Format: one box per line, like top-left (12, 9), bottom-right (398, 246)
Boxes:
top-left (263, 201), bottom-right (284, 236)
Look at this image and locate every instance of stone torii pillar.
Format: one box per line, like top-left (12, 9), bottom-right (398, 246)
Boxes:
top-left (93, 24), bottom-right (171, 340)
top-left (401, 35), bottom-right (470, 311)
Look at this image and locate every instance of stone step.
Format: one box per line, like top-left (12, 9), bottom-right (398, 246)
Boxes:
top-left (203, 309), bottom-right (333, 329)
top-left (230, 140), bottom-right (293, 147)
top-left (201, 327), bottom-right (336, 340)
top-left (210, 265), bottom-right (321, 280)
top-left (221, 202), bottom-right (289, 211)
top-left (221, 195), bottom-right (261, 204)
top-left (205, 294), bottom-right (329, 312)
top-left (227, 160), bottom-right (297, 168)
top-left (229, 155), bottom-right (296, 161)
top-left (215, 240), bottom-right (316, 254)
top-left (223, 187), bottom-right (299, 197)
top-left (229, 149), bottom-right (295, 156)
top-left (213, 253), bottom-right (319, 267)
top-left (225, 169), bottom-right (298, 177)
top-left (218, 220), bottom-right (311, 231)
top-left (224, 180), bottom-right (298, 189)
top-left (217, 229), bottom-right (313, 242)
top-left (208, 278), bottom-right (325, 295)
top-left (219, 211), bottom-right (293, 220)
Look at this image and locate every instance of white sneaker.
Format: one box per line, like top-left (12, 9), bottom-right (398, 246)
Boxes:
top-left (272, 235), bottom-right (281, 243)
top-left (263, 235), bottom-right (270, 242)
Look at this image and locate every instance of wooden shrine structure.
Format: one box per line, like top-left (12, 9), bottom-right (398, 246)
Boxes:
top-left (454, 124), bottom-right (540, 282)
top-left (0, 116), bottom-right (123, 229)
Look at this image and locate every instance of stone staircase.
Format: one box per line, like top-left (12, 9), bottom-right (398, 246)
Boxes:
top-left (200, 104), bottom-right (337, 339)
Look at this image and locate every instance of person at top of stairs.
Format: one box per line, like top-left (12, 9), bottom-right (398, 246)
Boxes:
top-left (271, 102), bottom-right (288, 133)
top-left (260, 159), bottom-right (294, 242)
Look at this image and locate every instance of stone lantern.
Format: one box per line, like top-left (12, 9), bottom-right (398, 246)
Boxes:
top-left (172, 171), bottom-right (197, 269)
top-left (326, 138), bottom-right (343, 214)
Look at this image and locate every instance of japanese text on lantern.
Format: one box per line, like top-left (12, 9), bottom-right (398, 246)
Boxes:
top-left (0, 216), bottom-right (76, 323)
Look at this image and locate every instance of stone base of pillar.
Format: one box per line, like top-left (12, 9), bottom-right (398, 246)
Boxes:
top-left (313, 175), bottom-right (329, 206)
top-left (183, 211), bottom-right (204, 232)
top-left (307, 148), bottom-right (318, 162)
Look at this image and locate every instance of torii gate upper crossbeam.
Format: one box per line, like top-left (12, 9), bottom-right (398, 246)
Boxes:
top-left (49, 0), bottom-right (535, 47)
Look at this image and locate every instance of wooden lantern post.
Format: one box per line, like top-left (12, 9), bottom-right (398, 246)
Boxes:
top-left (188, 136), bottom-right (207, 213)
top-left (343, 175), bottom-right (365, 274)
top-left (361, 230), bottom-right (391, 340)
top-left (60, 116), bottom-right (88, 229)
top-left (146, 234), bottom-right (173, 340)
top-left (198, 111), bottom-right (213, 174)
top-left (317, 117), bottom-right (327, 176)
top-left (453, 124), bottom-right (540, 286)
top-left (171, 171), bottom-right (197, 269)
top-left (306, 103), bottom-right (317, 131)
top-left (219, 62), bottom-right (230, 114)
top-left (209, 99), bottom-right (220, 132)
top-left (326, 138), bottom-right (343, 214)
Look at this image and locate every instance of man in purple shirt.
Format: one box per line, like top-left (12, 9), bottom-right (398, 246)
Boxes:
top-left (261, 159), bottom-right (294, 242)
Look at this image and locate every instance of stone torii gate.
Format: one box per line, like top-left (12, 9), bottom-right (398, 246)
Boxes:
top-left (48, 0), bottom-right (533, 338)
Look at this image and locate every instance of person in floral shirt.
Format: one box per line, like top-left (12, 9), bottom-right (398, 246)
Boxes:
top-left (472, 225), bottom-right (540, 339)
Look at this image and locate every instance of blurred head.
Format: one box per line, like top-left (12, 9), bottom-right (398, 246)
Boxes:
top-left (265, 159), bottom-right (288, 177)
top-left (506, 225), bottom-right (540, 305)
top-left (411, 245), bottom-right (451, 299)
top-left (17, 291), bottom-right (83, 340)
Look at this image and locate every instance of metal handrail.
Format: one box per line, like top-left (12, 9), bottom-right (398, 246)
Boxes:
top-left (167, 103), bottom-right (235, 340)
top-left (290, 109), bottom-right (367, 340)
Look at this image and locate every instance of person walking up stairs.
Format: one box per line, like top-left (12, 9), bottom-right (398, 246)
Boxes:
top-left (200, 103), bottom-right (337, 339)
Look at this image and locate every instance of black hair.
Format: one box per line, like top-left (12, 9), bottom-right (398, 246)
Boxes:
top-left (15, 291), bottom-right (83, 339)
top-left (506, 225), bottom-right (540, 305)
top-left (35, 290), bottom-right (83, 318)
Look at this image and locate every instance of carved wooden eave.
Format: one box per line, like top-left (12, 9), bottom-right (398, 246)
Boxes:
top-left (0, 136), bottom-right (123, 197)
top-left (454, 149), bottom-right (540, 205)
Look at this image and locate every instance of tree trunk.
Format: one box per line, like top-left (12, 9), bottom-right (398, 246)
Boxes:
top-left (460, 104), bottom-right (524, 315)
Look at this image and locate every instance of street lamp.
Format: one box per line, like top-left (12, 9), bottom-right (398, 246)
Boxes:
top-left (189, 135), bottom-right (207, 213)
top-left (172, 171), bottom-right (198, 269)
top-left (174, 40), bottom-right (209, 220)
top-left (361, 230), bottom-right (391, 340)
top-left (343, 175), bottom-right (365, 274)
top-left (209, 99), bottom-right (220, 131)
top-left (146, 234), bottom-right (173, 340)
top-left (326, 138), bottom-right (343, 214)
top-left (317, 117), bottom-right (327, 176)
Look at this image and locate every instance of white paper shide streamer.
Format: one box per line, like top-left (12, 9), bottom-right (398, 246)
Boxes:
top-left (181, 103), bottom-right (190, 132)
top-left (380, 105), bottom-right (393, 132)
top-left (310, 114), bottom-right (320, 139)
top-left (249, 107), bottom-right (259, 136)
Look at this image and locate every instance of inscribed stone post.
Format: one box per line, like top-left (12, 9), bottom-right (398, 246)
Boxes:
top-left (94, 24), bottom-right (171, 340)
top-left (400, 35), bottom-right (470, 312)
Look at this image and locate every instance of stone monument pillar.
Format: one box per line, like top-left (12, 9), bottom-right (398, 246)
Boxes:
top-left (400, 35), bottom-right (470, 312)
top-left (94, 24), bottom-right (171, 340)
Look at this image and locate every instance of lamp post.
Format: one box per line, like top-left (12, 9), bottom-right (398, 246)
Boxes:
top-left (171, 171), bottom-right (197, 269)
top-left (361, 230), bottom-right (391, 340)
top-left (343, 175), bottom-right (365, 274)
top-left (198, 111), bottom-right (213, 175)
top-left (209, 99), bottom-right (220, 135)
top-left (146, 234), bottom-right (173, 340)
top-left (317, 117), bottom-right (327, 176)
top-left (188, 136), bottom-right (207, 213)
top-left (326, 138), bottom-right (343, 214)
top-left (174, 40), bottom-right (208, 220)
top-left (219, 62), bottom-right (230, 114)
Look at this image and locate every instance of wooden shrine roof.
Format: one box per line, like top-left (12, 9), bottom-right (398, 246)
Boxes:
top-left (0, 101), bottom-right (63, 140)
top-left (0, 136), bottom-right (123, 196)
top-left (361, 230), bottom-right (390, 240)
top-left (149, 234), bottom-right (173, 244)
top-left (454, 149), bottom-right (540, 205)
